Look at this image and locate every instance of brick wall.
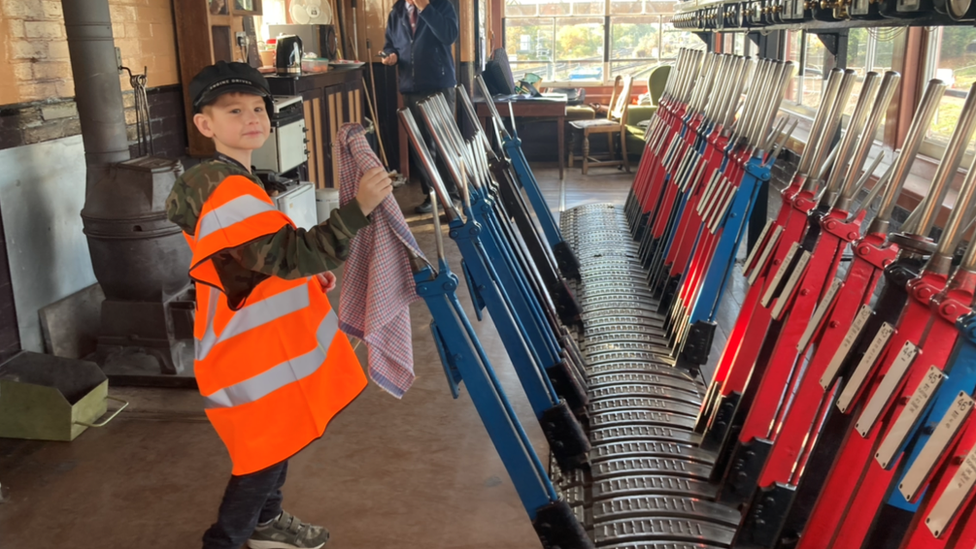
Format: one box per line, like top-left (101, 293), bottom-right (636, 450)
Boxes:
top-left (0, 86), bottom-right (188, 159)
top-left (0, 0), bottom-right (180, 107)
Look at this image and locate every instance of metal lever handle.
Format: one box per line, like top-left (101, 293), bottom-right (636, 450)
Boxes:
top-left (804, 69), bottom-right (858, 190)
top-left (474, 75), bottom-right (510, 140)
top-left (845, 151), bottom-right (888, 216)
top-left (838, 71), bottom-right (901, 211)
top-left (822, 71), bottom-right (881, 206)
top-left (867, 79), bottom-right (947, 236)
top-left (398, 108), bottom-right (460, 229)
top-left (797, 68), bottom-right (844, 176)
top-left (908, 80), bottom-right (976, 242)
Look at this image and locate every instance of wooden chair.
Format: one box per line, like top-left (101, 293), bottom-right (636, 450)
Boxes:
top-left (567, 75), bottom-right (634, 175)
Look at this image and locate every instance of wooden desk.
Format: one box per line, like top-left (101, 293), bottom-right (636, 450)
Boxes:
top-left (476, 97), bottom-right (567, 180)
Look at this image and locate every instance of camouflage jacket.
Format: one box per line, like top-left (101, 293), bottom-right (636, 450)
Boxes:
top-left (166, 158), bottom-right (370, 308)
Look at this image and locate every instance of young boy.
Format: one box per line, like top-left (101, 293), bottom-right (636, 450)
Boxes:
top-left (166, 61), bottom-right (393, 549)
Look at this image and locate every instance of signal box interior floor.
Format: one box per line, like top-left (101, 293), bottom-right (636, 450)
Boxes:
top-left (0, 166), bottom-right (746, 548)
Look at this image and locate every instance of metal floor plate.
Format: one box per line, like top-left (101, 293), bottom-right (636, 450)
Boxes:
top-left (585, 325), bottom-right (669, 341)
top-left (584, 363), bottom-right (696, 382)
top-left (591, 457), bottom-right (713, 481)
top-left (587, 372), bottom-right (701, 395)
top-left (588, 397), bottom-right (703, 418)
top-left (587, 352), bottom-right (676, 367)
top-left (590, 441), bottom-right (716, 465)
top-left (591, 474), bottom-right (718, 500)
top-left (590, 425), bottom-right (702, 446)
top-left (592, 495), bottom-right (740, 526)
top-left (598, 542), bottom-right (724, 549)
top-left (590, 410), bottom-right (698, 431)
top-left (592, 517), bottom-right (735, 547)
top-left (590, 385), bottom-right (702, 406)
top-left (586, 343), bottom-right (679, 360)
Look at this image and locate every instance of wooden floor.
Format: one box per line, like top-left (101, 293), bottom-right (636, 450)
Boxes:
top-left (0, 161), bottom-right (749, 549)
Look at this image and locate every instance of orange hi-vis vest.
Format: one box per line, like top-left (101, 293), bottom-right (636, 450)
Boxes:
top-left (186, 175), bottom-right (366, 475)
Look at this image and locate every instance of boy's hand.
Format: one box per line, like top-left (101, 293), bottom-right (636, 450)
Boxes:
top-left (381, 52), bottom-right (398, 66)
top-left (316, 271), bottom-right (337, 292)
top-left (356, 166), bottom-right (394, 216)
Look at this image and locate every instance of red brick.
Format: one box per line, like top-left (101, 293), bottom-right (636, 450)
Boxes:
top-left (9, 40), bottom-right (47, 60)
top-left (25, 21), bottom-right (63, 39)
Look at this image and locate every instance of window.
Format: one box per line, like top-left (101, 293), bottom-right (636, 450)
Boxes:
top-left (783, 31), bottom-right (827, 112)
top-left (844, 28), bottom-right (903, 138)
top-left (922, 26), bottom-right (976, 157)
top-left (781, 28), bottom-right (904, 150)
top-left (503, 0), bottom-right (704, 84)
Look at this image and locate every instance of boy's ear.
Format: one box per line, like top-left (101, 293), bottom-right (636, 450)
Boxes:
top-left (193, 112), bottom-right (215, 138)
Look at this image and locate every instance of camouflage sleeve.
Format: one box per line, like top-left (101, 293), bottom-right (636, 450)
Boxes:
top-left (235, 198), bottom-right (371, 279)
top-left (165, 162), bottom-right (232, 235)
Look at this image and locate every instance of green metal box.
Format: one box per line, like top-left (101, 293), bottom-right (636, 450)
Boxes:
top-left (0, 351), bottom-right (126, 441)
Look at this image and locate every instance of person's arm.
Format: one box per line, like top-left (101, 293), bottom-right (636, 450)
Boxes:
top-left (383, 10), bottom-right (398, 56)
top-left (234, 166), bottom-right (392, 279)
top-left (417, 0), bottom-right (458, 46)
top-left (234, 199), bottom-right (370, 279)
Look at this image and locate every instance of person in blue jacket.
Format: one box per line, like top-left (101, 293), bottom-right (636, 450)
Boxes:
top-left (382, 0), bottom-right (460, 214)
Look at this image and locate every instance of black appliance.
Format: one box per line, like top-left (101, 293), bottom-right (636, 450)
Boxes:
top-left (276, 34), bottom-right (303, 75)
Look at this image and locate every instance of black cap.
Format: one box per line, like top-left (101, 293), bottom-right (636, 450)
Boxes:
top-left (190, 61), bottom-right (271, 113)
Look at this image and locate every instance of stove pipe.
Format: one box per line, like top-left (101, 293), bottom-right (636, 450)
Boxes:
top-left (61, 0), bottom-right (194, 380)
top-left (62, 0), bottom-right (131, 191)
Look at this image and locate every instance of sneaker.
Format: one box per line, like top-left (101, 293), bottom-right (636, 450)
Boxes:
top-left (247, 511), bottom-right (330, 549)
top-left (415, 197), bottom-right (434, 214)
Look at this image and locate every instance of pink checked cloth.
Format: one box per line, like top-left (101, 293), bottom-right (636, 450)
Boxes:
top-left (336, 123), bottom-right (426, 398)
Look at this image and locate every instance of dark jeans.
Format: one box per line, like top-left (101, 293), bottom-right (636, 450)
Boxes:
top-left (202, 460), bottom-right (288, 549)
top-left (403, 88), bottom-right (459, 199)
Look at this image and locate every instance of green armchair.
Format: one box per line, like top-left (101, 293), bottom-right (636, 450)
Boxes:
top-left (625, 64), bottom-right (672, 159)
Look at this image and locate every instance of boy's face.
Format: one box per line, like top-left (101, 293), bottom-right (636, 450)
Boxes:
top-left (193, 92), bottom-right (270, 153)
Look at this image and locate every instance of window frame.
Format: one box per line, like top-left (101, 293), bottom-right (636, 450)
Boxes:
top-left (502, 0), bottom-right (704, 86)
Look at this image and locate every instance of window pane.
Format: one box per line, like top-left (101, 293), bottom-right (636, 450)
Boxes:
top-left (928, 26), bottom-right (976, 149)
top-left (611, 60), bottom-right (663, 79)
top-left (612, 0), bottom-right (648, 14)
top-left (511, 62), bottom-right (555, 82)
top-left (505, 18), bottom-right (555, 62)
top-left (504, 0), bottom-right (610, 16)
top-left (785, 30), bottom-right (802, 104)
top-left (802, 32), bottom-right (826, 109)
top-left (571, 2), bottom-right (605, 15)
top-left (611, 17), bottom-right (659, 60)
top-left (661, 22), bottom-right (703, 60)
top-left (554, 62), bottom-right (604, 81)
top-left (611, 0), bottom-right (677, 14)
top-left (555, 18), bottom-right (605, 61)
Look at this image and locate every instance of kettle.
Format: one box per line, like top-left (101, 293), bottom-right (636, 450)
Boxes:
top-left (275, 34), bottom-right (303, 75)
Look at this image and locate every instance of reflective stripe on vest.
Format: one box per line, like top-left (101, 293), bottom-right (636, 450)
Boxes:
top-left (197, 194), bottom-right (276, 241)
top-left (196, 283), bottom-right (311, 361)
top-left (204, 309), bottom-right (339, 409)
